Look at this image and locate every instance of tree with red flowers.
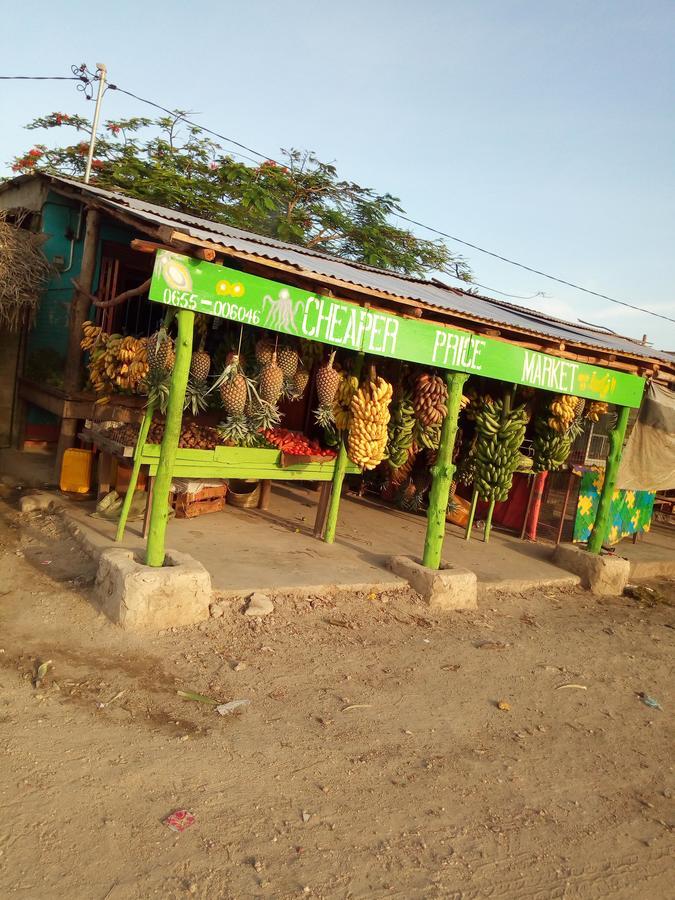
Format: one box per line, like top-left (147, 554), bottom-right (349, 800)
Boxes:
top-left (8, 111), bottom-right (471, 279)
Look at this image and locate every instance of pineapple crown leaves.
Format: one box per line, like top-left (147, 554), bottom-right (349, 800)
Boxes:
top-left (184, 377), bottom-right (210, 416)
top-left (249, 399), bottom-right (283, 432)
top-left (210, 354), bottom-right (254, 397)
top-left (314, 402), bottom-right (336, 429)
top-left (143, 367), bottom-right (171, 414)
top-left (217, 414), bottom-right (256, 446)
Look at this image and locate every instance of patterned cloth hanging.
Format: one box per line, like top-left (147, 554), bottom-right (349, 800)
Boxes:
top-left (574, 468), bottom-right (655, 544)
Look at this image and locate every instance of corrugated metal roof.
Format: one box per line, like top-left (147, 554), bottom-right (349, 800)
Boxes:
top-left (8, 173), bottom-right (671, 367)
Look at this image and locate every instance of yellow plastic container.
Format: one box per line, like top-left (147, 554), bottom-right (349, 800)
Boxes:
top-left (60, 448), bottom-right (93, 494)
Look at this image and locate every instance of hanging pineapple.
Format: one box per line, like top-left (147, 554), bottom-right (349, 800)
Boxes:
top-left (144, 326), bottom-right (175, 413)
top-left (290, 362), bottom-right (310, 400)
top-left (217, 353), bottom-right (248, 416)
top-left (278, 344), bottom-right (299, 378)
top-left (277, 343), bottom-right (303, 399)
top-left (184, 337), bottom-right (212, 415)
top-left (259, 351), bottom-right (284, 403)
top-left (314, 351), bottom-right (341, 427)
top-left (255, 337), bottom-right (275, 368)
top-left (147, 326), bottom-right (175, 373)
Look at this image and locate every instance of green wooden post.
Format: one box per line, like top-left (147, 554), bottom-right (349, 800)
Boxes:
top-left (587, 405), bottom-right (630, 554)
top-left (114, 401), bottom-right (155, 542)
top-left (422, 371), bottom-right (469, 569)
top-left (323, 353), bottom-right (364, 545)
top-left (145, 309), bottom-right (194, 567)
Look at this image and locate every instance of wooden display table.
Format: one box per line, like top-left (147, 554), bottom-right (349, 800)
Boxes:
top-left (82, 426), bottom-right (359, 538)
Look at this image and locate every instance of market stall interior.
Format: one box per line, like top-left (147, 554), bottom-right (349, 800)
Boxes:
top-left (1, 174), bottom-right (672, 574)
top-left (79, 249), bottom-right (649, 571)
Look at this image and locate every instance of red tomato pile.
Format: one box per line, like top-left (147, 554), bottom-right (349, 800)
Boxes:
top-left (263, 428), bottom-right (336, 459)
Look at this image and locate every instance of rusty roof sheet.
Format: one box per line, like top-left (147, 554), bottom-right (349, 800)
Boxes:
top-left (9, 174), bottom-right (671, 366)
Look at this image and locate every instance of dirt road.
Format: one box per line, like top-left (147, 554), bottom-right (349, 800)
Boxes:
top-left (0, 496), bottom-right (672, 899)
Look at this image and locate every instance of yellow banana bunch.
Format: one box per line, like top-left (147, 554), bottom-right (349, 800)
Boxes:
top-left (347, 375), bottom-right (393, 470)
top-left (548, 394), bottom-right (578, 431)
top-left (585, 400), bottom-right (608, 423)
top-left (85, 328), bottom-right (149, 397)
top-left (333, 374), bottom-right (359, 431)
top-left (80, 320), bottom-right (104, 350)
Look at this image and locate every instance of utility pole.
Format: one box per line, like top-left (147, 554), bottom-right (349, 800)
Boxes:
top-left (84, 63), bottom-right (107, 183)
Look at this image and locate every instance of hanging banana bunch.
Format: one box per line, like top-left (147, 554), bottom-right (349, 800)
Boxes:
top-left (585, 400), bottom-right (608, 422)
top-left (547, 394), bottom-right (583, 432)
top-left (386, 389), bottom-right (416, 467)
top-left (333, 373), bottom-right (359, 431)
top-left (473, 397), bottom-right (529, 502)
top-left (347, 372), bottom-right (393, 470)
top-left (82, 323), bottom-right (148, 399)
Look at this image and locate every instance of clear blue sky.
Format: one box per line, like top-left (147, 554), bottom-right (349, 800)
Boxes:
top-left (2, 0), bottom-right (674, 349)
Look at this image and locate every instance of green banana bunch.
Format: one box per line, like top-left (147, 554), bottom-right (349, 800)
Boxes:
top-left (386, 391), bottom-right (416, 468)
top-left (473, 399), bottom-right (528, 501)
top-left (532, 416), bottom-right (572, 472)
top-left (414, 420), bottom-right (441, 451)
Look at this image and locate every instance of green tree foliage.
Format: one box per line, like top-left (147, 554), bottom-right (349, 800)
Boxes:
top-left (10, 112), bottom-right (471, 280)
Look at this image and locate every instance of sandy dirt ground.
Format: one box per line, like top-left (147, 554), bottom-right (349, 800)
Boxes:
top-left (0, 494), bottom-right (673, 900)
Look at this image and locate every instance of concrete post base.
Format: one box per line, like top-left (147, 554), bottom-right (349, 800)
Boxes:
top-left (94, 548), bottom-right (212, 629)
top-left (553, 544), bottom-right (630, 596)
top-left (389, 556), bottom-right (477, 611)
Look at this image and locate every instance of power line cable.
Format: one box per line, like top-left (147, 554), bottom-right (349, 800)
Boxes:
top-left (109, 85), bottom-right (274, 165)
top-left (114, 83), bottom-right (674, 324)
top-left (440, 270), bottom-right (547, 301)
top-left (397, 213), bottom-right (675, 324)
top-left (5, 72), bottom-right (672, 325)
top-left (0, 75), bottom-right (81, 81)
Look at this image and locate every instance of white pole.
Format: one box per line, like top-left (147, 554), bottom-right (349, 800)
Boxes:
top-left (84, 63), bottom-right (107, 184)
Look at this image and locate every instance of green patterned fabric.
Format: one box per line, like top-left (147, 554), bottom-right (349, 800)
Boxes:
top-left (574, 468), bottom-right (655, 544)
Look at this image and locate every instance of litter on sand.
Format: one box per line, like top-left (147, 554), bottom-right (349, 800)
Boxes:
top-left (177, 690), bottom-right (218, 705)
top-left (34, 659), bottom-right (52, 687)
top-left (555, 683), bottom-right (588, 691)
top-left (215, 699), bottom-right (251, 716)
top-left (497, 700), bottom-right (511, 711)
top-left (163, 809), bottom-right (196, 832)
top-left (342, 704), bottom-right (372, 711)
top-left (638, 692), bottom-right (662, 711)
top-left (475, 641), bottom-right (510, 651)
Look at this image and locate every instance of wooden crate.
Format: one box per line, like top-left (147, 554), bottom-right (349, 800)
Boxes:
top-left (174, 484), bottom-right (227, 519)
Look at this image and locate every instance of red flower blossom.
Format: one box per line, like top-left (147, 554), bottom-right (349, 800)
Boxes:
top-left (28, 148), bottom-right (43, 158)
top-left (76, 142), bottom-right (89, 155)
top-left (91, 159), bottom-right (105, 170)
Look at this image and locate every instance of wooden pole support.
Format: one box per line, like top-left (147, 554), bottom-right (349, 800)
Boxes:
top-left (145, 309), bottom-right (195, 567)
top-left (114, 400), bottom-right (155, 542)
top-left (323, 353), bottom-right (364, 544)
top-left (422, 371), bottom-right (469, 569)
top-left (465, 486), bottom-right (479, 541)
top-left (54, 207), bottom-right (100, 481)
top-left (483, 499), bottom-right (496, 542)
top-left (587, 405), bottom-right (630, 554)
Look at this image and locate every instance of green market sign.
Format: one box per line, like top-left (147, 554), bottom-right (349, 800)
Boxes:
top-left (150, 250), bottom-right (645, 407)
